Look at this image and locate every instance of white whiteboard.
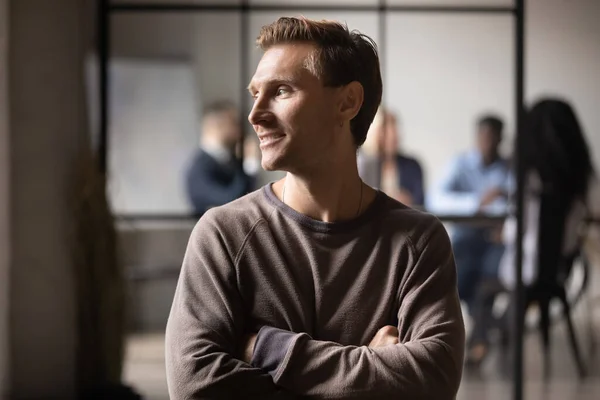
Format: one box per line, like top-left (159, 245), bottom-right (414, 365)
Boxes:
top-left (106, 58), bottom-right (199, 215)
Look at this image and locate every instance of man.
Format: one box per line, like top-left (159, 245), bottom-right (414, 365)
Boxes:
top-left (428, 115), bottom-right (511, 217)
top-left (186, 101), bottom-right (255, 217)
top-left (358, 108), bottom-right (425, 206)
top-left (427, 115), bottom-right (511, 360)
top-left (167, 17), bottom-right (464, 399)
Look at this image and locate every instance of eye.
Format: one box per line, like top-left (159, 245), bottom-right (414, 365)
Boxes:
top-left (276, 87), bottom-right (290, 96)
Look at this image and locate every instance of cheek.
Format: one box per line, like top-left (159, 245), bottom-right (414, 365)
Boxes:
top-left (308, 101), bottom-right (336, 132)
top-left (275, 99), bottom-right (303, 129)
top-left (281, 99), bottom-right (319, 134)
top-left (280, 96), bottom-right (336, 146)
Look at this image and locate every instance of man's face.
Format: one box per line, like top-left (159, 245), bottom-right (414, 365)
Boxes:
top-left (205, 110), bottom-right (242, 149)
top-left (477, 123), bottom-right (500, 160)
top-left (247, 43), bottom-right (339, 172)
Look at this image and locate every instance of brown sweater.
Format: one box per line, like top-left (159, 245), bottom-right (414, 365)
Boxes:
top-left (165, 184), bottom-right (465, 399)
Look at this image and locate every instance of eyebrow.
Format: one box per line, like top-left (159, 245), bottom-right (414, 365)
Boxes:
top-left (247, 75), bottom-right (301, 93)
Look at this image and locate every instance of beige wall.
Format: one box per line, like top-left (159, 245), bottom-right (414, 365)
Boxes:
top-left (526, 0), bottom-right (600, 169)
top-left (0, 0), bottom-right (9, 396)
top-left (3, 0), bottom-right (91, 397)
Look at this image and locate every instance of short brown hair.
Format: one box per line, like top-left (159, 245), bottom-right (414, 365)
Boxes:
top-left (256, 17), bottom-right (383, 147)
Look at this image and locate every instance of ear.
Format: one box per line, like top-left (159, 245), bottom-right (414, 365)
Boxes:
top-left (337, 81), bottom-right (364, 122)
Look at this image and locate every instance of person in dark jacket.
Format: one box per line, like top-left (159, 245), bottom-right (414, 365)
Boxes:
top-left (186, 101), bottom-right (255, 217)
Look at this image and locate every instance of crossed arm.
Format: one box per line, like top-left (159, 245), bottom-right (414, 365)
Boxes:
top-left (166, 219), bottom-right (465, 399)
top-left (241, 325), bottom-right (400, 366)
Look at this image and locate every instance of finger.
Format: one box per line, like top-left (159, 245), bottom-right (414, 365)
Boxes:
top-left (383, 334), bottom-right (399, 346)
top-left (370, 334), bottom-right (398, 348)
top-left (369, 325), bottom-right (399, 347)
top-left (378, 325), bottom-right (399, 337)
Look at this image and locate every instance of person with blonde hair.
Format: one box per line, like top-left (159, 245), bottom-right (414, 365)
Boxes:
top-left (166, 16), bottom-right (464, 399)
top-left (358, 108), bottom-right (425, 206)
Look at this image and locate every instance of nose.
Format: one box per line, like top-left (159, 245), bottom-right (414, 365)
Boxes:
top-left (248, 95), bottom-right (271, 127)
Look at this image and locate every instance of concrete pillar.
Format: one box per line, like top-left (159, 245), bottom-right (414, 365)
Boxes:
top-left (3, 0), bottom-right (91, 397)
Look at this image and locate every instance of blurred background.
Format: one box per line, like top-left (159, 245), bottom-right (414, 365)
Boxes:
top-left (1, 0), bottom-right (600, 399)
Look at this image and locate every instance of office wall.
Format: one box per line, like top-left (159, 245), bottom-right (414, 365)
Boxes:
top-left (0, 0), bottom-right (8, 396)
top-left (526, 0), bottom-right (600, 170)
top-left (108, 0), bottom-right (600, 214)
top-left (384, 12), bottom-right (514, 189)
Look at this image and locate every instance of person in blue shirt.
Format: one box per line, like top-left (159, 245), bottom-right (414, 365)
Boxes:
top-left (186, 101), bottom-right (256, 217)
top-left (427, 114), bottom-right (512, 329)
top-left (358, 109), bottom-right (425, 206)
top-left (469, 99), bottom-right (599, 367)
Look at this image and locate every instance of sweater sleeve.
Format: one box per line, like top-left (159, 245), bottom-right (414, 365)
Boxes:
top-left (165, 212), bottom-right (294, 400)
top-left (250, 220), bottom-right (465, 399)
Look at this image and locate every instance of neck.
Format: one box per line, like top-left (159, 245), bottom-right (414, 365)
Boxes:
top-left (276, 154), bottom-right (374, 223)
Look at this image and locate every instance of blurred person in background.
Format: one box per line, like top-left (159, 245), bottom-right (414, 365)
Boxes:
top-left (467, 98), bottom-right (600, 366)
top-left (427, 114), bottom-right (512, 332)
top-left (186, 100), bottom-right (257, 217)
top-left (358, 108), bottom-right (425, 206)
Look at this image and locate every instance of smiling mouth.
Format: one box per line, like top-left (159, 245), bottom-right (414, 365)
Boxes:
top-left (258, 134), bottom-right (285, 146)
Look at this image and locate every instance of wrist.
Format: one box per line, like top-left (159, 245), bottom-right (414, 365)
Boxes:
top-left (243, 334), bottom-right (258, 364)
top-left (251, 326), bottom-right (301, 378)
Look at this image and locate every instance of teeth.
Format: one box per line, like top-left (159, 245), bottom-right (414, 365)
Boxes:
top-left (260, 135), bottom-right (281, 142)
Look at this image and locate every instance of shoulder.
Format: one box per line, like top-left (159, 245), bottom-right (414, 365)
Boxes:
top-left (190, 149), bottom-right (209, 163)
top-left (379, 196), bottom-right (451, 255)
top-left (444, 151), bottom-right (472, 171)
top-left (378, 199), bottom-right (454, 285)
top-left (189, 188), bottom-right (272, 255)
top-left (397, 154), bottom-right (423, 170)
top-left (188, 149), bottom-right (216, 171)
top-left (462, 150), bottom-right (481, 165)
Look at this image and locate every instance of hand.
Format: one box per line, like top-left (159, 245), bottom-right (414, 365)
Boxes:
top-left (479, 187), bottom-right (505, 208)
top-left (368, 325), bottom-right (399, 348)
top-left (241, 333), bottom-right (258, 364)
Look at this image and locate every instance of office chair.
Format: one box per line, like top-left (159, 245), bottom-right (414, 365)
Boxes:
top-left (521, 188), bottom-right (588, 378)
